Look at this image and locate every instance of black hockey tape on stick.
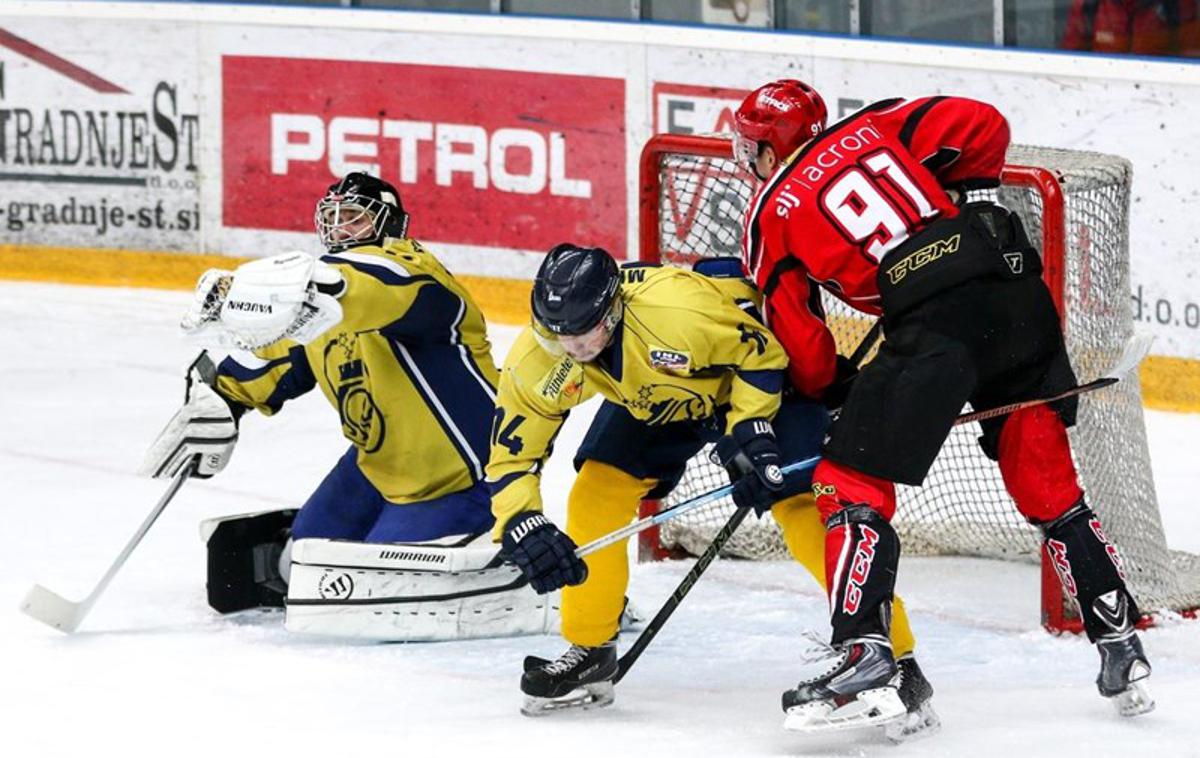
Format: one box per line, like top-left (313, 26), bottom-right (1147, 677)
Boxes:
top-left (614, 505), bottom-right (752, 685)
top-left (953, 334), bottom-right (1150, 427)
top-left (847, 320), bottom-right (883, 368)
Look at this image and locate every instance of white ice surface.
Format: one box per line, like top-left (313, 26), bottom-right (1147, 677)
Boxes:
top-left (1, 282), bottom-right (1198, 758)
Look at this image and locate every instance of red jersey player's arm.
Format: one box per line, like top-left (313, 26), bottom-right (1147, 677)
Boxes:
top-left (763, 270), bottom-right (840, 400)
top-left (770, 208), bottom-right (884, 319)
top-left (746, 196), bottom-right (876, 398)
top-left (890, 96), bottom-right (1011, 191)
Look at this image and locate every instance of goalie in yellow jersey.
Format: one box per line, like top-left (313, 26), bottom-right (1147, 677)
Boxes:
top-left (142, 174), bottom-right (503, 625)
top-left (489, 244), bottom-right (935, 732)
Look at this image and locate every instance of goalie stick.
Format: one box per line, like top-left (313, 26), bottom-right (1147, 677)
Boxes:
top-left (606, 333), bottom-right (1151, 687)
top-left (19, 459), bottom-right (195, 633)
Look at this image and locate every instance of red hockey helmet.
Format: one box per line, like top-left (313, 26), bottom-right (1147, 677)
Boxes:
top-left (733, 79), bottom-right (828, 171)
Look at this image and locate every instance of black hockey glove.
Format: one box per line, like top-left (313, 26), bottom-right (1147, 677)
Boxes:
top-left (713, 418), bottom-right (786, 516)
top-left (502, 512), bottom-right (588, 595)
top-left (821, 354), bottom-right (859, 414)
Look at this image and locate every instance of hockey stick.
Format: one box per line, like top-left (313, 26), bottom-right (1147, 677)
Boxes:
top-left (607, 330), bottom-right (885, 684)
top-left (573, 455), bottom-right (820, 559)
top-left (613, 504), bottom-right (751, 683)
top-left (608, 336), bottom-right (1150, 685)
top-left (953, 334), bottom-right (1151, 427)
top-left (847, 320), bottom-right (883, 366)
top-left (19, 459), bottom-right (195, 633)
top-left (571, 336), bottom-right (1144, 564)
top-left (575, 324), bottom-right (881, 561)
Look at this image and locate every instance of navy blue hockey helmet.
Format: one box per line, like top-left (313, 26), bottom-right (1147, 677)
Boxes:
top-left (315, 172), bottom-right (410, 252)
top-left (531, 244), bottom-right (622, 337)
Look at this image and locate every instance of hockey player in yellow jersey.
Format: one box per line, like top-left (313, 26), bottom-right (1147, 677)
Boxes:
top-left (143, 173), bottom-right (499, 613)
top-left (489, 245), bottom-right (927, 724)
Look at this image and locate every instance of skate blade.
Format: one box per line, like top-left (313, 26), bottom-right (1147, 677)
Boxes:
top-left (1111, 678), bottom-right (1155, 718)
top-left (520, 682), bottom-right (615, 717)
top-left (884, 701), bottom-right (942, 743)
top-left (783, 686), bottom-right (906, 734)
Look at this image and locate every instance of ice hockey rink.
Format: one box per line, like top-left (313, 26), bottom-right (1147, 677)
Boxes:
top-left (2, 280), bottom-right (1198, 758)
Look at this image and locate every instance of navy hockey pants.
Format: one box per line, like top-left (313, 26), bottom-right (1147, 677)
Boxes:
top-left (291, 446), bottom-right (495, 542)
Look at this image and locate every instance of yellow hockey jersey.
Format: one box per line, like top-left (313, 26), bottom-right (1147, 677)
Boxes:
top-left (486, 263), bottom-right (788, 534)
top-left (216, 239), bottom-right (499, 504)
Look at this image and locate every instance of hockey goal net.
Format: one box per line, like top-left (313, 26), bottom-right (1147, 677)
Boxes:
top-left (638, 133), bottom-right (1200, 632)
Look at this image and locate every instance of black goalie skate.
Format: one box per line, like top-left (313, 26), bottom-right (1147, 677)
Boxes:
top-left (781, 636), bottom-right (906, 734)
top-left (1097, 632), bottom-right (1154, 716)
top-left (884, 654), bottom-right (941, 742)
top-left (520, 639), bottom-right (618, 717)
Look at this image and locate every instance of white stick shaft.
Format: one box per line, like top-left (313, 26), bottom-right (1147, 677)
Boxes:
top-left (83, 463), bottom-right (193, 606)
top-left (20, 461), bottom-right (193, 633)
top-left (575, 456), bottom-right (820, 558)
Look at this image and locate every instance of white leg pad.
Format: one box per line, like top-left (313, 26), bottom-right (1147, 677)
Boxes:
top-left (284, 536), bottom-right (561, 641)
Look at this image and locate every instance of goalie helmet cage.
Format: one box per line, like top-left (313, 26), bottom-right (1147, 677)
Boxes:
top-left (636, 133), bottom-right (1200, 634)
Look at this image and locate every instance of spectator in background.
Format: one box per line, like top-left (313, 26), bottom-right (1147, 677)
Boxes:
top-left (1061, 0), bottom-right (1200, 56)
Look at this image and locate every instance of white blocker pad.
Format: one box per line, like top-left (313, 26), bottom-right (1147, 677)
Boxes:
top-left (285, 533), bottom-right (561, 642)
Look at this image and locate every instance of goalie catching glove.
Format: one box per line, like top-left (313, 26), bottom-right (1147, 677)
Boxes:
top-left (140, 352), bottom-right (239, 480)
top-left (181, 251), bottom-right (345, 351)
top-left (503, 512), bottom-right (588, 594)
top-left (713, 418), bottom-right (786, 516)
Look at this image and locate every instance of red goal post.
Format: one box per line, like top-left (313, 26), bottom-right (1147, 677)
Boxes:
top-left (635, 132), bottom-right (1200, 634)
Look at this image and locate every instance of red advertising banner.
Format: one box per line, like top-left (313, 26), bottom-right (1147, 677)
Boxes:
top-left (223, 57), bottom-right (626, 256)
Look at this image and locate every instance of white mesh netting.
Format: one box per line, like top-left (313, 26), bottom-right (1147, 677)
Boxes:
top-left (645, 136), bottom-right (1200, 617)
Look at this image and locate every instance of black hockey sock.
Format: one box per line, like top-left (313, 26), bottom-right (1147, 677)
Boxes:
top-left (1041, 499), bottom-right (1141, 641)
top-left (826, 505), bottom-right (900, 645)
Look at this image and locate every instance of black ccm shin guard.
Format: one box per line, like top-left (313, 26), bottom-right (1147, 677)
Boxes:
top-left (1042, 500), bottom-right (1141, 641)
top-left (826, 505), bottom-right (901, 645)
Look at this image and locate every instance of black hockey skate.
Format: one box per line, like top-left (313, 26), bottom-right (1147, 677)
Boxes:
top-left (1091, 589), bottom-right (1153, 717)
top-left (884, 654), bottom-right (941, 742)
top-left (781, 636), bottom-right (906, 734)
top-left (520, 638), bottom-right (619, 717)
top-left (1097, 633), bottom-right (1154, 716)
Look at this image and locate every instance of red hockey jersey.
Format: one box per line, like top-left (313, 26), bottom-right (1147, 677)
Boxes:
top-left (742, 96), bottom-right (1010, 399)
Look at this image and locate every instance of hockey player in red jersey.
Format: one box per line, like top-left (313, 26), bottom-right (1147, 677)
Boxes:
top-left (732, 80), bottom-right (1153, 732)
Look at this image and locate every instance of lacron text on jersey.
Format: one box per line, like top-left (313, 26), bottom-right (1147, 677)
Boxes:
top-left (796, 124), bottom-right (883, 184)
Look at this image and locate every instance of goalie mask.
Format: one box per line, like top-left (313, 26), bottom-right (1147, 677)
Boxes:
top-left (315, 172), bottom-right (410, 252)
top-left (530, 244), bottom-right (622, 362)
top-left (181, 252), bottom-right (346, 351)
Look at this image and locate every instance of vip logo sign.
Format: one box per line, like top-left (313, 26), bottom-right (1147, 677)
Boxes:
top-left (223, 57), bottom-right (626, 255)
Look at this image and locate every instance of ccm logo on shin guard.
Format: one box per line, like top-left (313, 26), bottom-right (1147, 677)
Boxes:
top-left (1089, 519), bottom-right (1128, 581)
top-left (842, 526), bottom-right (880, 615)
top-left (1046, 538), bottom-right (1078, 598)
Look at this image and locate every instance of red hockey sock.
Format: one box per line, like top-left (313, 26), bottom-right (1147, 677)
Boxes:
top-left (812, 459), bottom-right (897, 523)
top-left (997, 405), bottom-right (1083, 523)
